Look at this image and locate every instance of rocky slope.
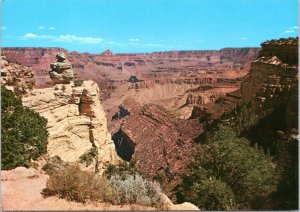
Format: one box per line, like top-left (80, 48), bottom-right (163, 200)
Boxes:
top-left (1, 56), bottom-right (35, 95)
top-left (2, 48), bottom-right (64, 87)
top-left (111, 98), bottom-right (203, 196)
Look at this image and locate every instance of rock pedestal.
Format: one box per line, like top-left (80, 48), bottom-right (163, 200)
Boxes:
top-left (49, 52), bottom-right (74, 85)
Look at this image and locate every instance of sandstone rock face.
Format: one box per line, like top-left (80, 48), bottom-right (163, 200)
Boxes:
top-left (49, 52), bottom-right (74, 85)
top-left (1, 56), bottom-right (35, 94)
top-left (112, 100), bottom-right (203, 195)
top-left (240, 38), bottom-right (298, 128)
top-left (22, 80), bottom-right (119, 172)
top-left (241, 56), bottom-right (297, 112)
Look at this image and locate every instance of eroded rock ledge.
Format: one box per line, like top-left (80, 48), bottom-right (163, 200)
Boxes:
top-left (22, 80), bottom-right (119, 172)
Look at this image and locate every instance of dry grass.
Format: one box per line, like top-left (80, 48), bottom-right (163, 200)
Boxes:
top-left (42, 162), bottom-right (164, 208)
top-left (42, 164), bottom-right (116, 203)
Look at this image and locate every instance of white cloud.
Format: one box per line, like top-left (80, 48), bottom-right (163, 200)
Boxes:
top-left (241, 37), bottom-right (248, 40)
top-left (128, 38), bottom-right (140, 42)
top-left (289, 26), bottom-right (298, 29)
top-left (24, 33), bottom-right (39, 38)
top-left (1, 26), bottom-right (6, 31)
top-left (49, 27), bottom-right (55, 30)
top-left (54, 35), bottom-right (103, 44)
top-left (129, 42), bottom-right (140, 46)
top-left (143, 43), bottom-right (165, 47)
top-left (105, 41), bottom-right (126, 46)
top-left (38, 26), bottom-right (45, 30)
top-left (284, 29), bottom-right (295, 34)
top-left (283, 26), bottom-right (298, 34)
top-left (20, 33), bottom-right (104, 44)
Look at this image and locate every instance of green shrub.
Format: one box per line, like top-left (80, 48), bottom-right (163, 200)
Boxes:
top-left (189, 178), bottom-right (236, 210)
top-left (177, 126), bottom-right (278, 210)
top-left (1, 86), bottom-right (48, 170)
top-left (74, 79), bottom-right (83, 87)
top-left (61, 85), bottom-right (66, 91)
top-left (79, 146), bottom-right (97, 167)
top-left (104, 161), bottom-right (139, 179)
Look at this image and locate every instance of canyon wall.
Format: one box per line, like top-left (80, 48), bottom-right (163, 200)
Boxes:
top-left (2, 47), bottom-right (260, 121)
top-left (2, 47), bottom-right (260, 88)
top-left (192, 37), bottom-right (298, 142)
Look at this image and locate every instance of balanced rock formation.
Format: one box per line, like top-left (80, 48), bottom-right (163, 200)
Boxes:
top-left (1, 56), bottom-right (35, 95)
top-left (22, 80), bottom-right (119, 173)
top-left (49, 52), bottom-right (74, 85)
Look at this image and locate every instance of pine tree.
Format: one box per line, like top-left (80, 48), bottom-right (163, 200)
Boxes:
top-left (1, 86), bottom-right (48, 169)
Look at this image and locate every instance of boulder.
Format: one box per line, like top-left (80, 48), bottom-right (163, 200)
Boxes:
top-left (169, 202), bottom-right (200, 210)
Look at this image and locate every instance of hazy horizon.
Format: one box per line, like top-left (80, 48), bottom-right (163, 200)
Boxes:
top-left (1, 45), bottom-right (263, 54)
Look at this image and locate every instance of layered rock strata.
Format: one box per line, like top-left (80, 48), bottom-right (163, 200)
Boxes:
top-left (111, 99), bottom-right (203, 195)
top-left (192, 37), bottom-right (298, 135)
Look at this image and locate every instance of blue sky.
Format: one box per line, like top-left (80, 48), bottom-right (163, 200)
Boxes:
top-left (1, 0), bottom-right (298, 53)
